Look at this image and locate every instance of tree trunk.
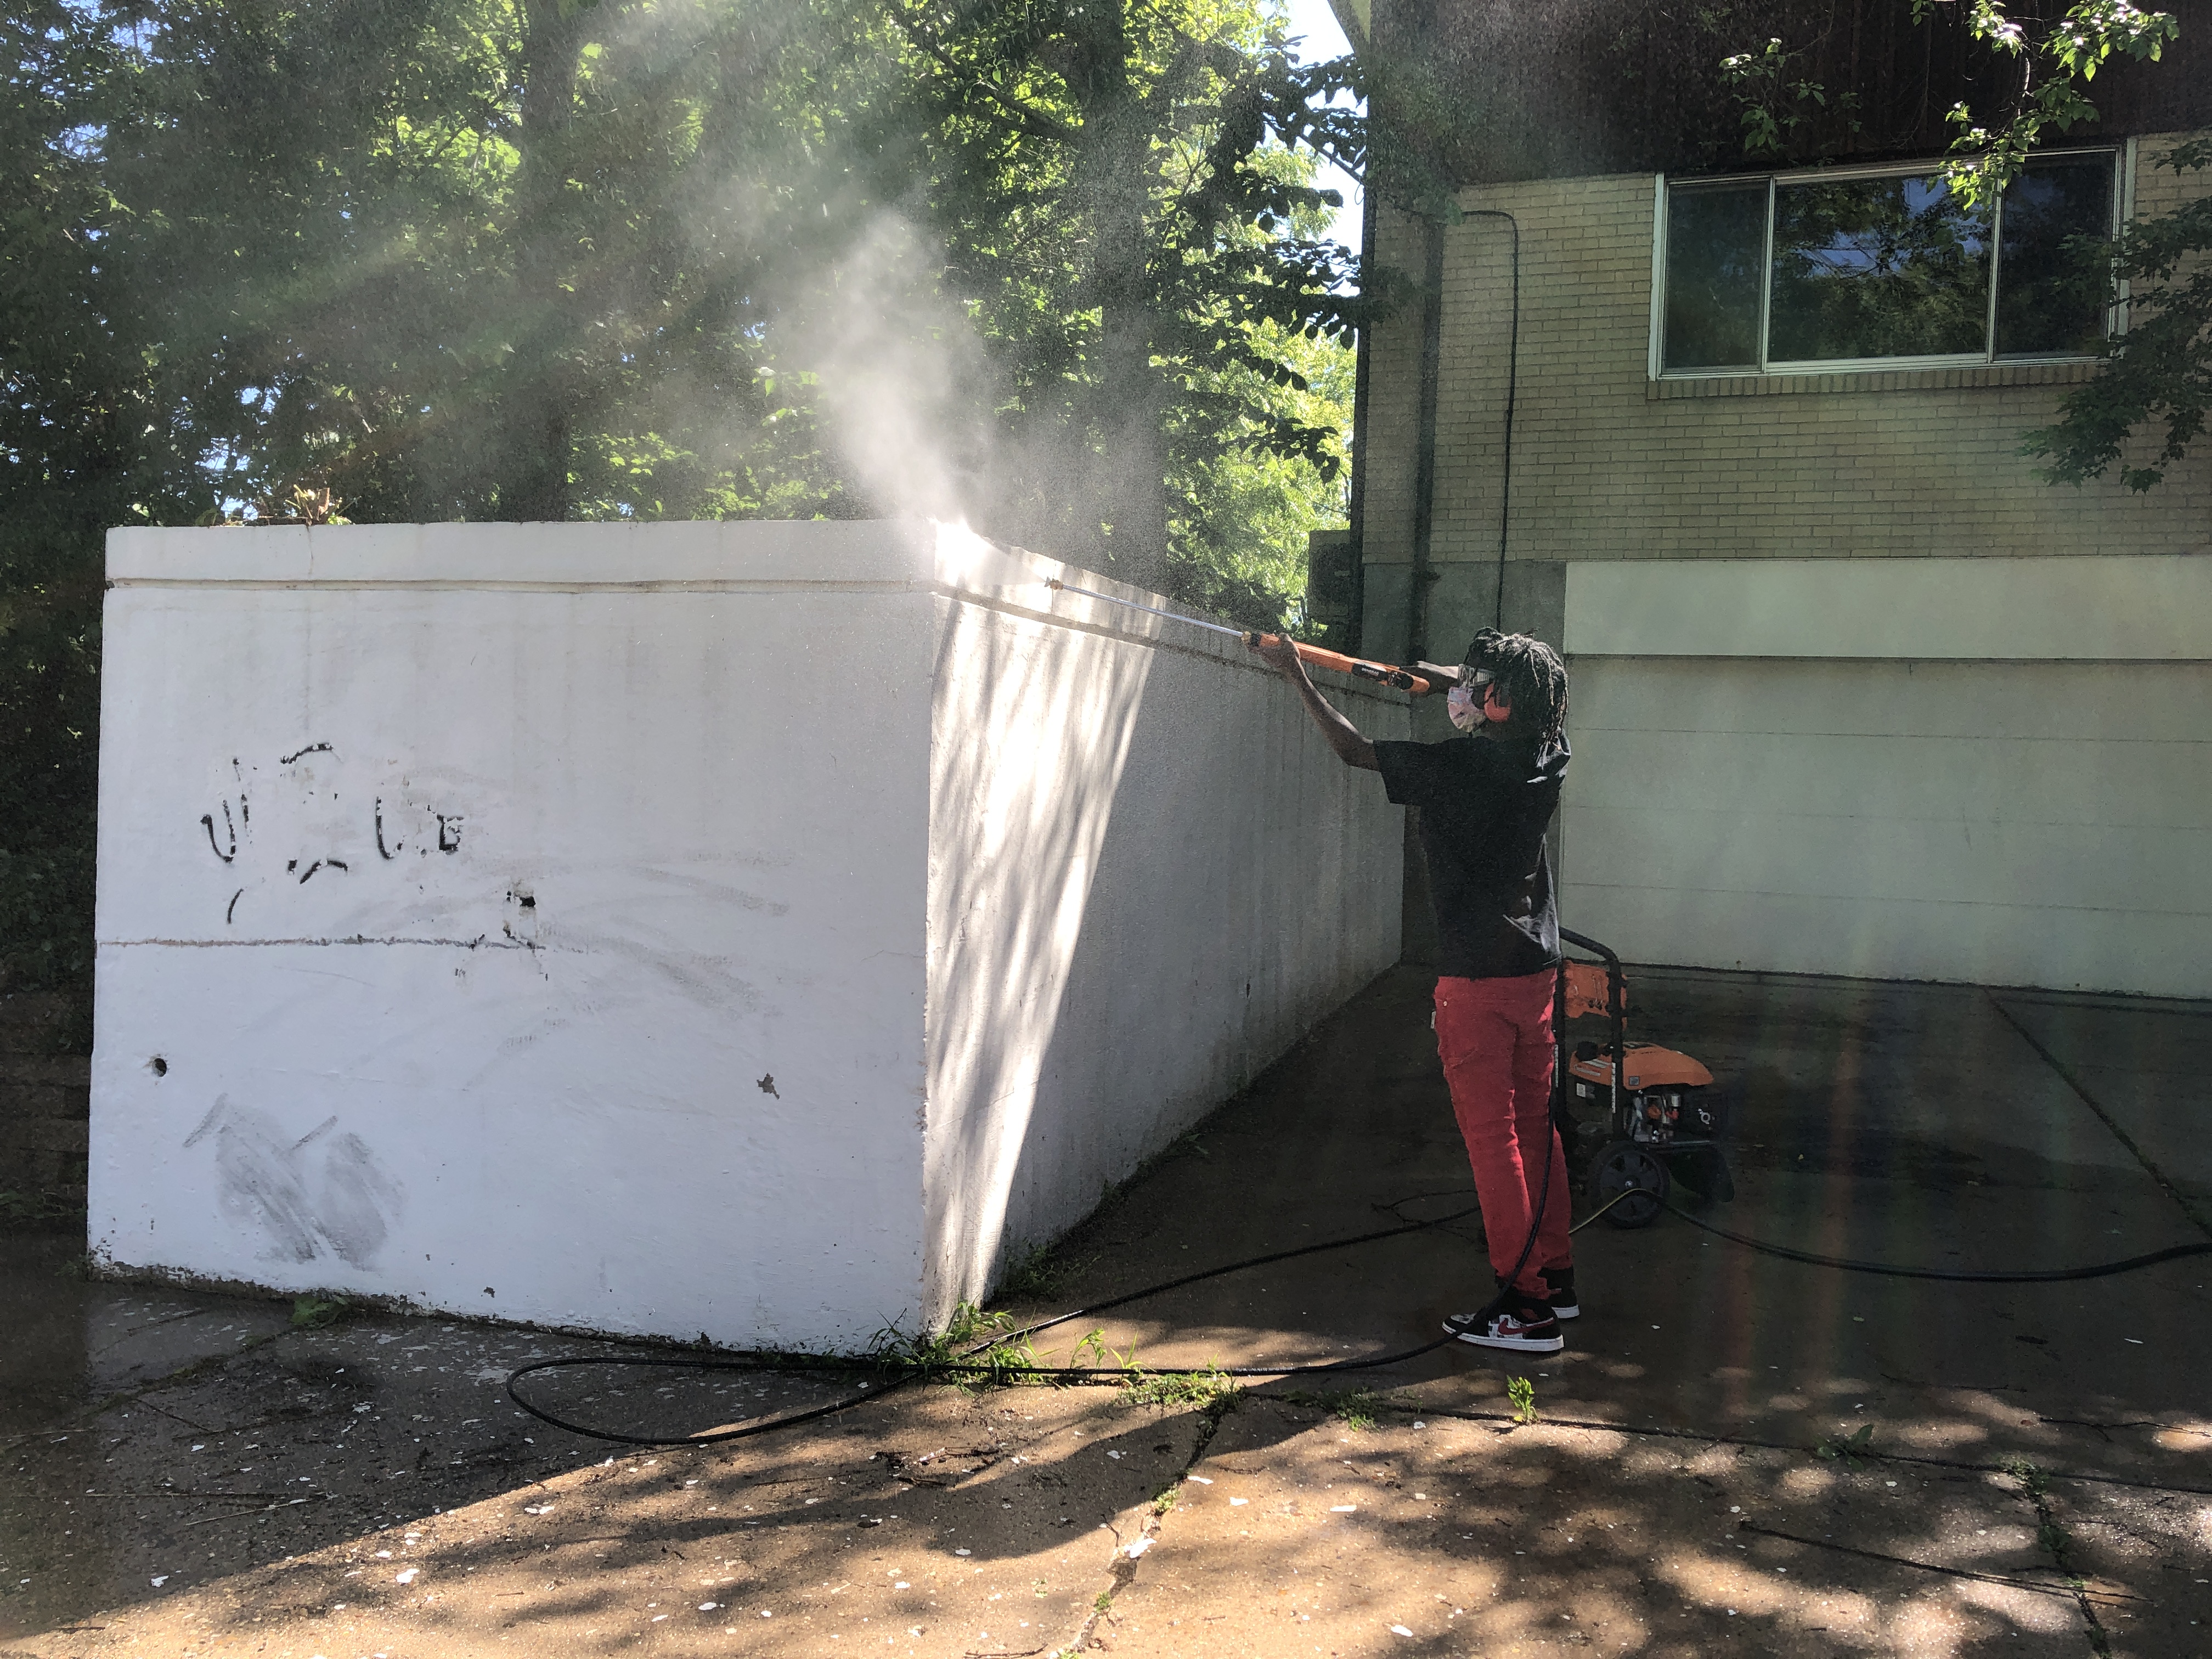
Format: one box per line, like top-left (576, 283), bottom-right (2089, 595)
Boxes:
top-left (501, 0), bottom-right (585, 522)
top-left (1069, 4), bottom-right (1169, 594)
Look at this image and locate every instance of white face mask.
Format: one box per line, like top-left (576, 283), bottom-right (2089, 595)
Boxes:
top-left (1446, 682), bottom-right (1482, 732)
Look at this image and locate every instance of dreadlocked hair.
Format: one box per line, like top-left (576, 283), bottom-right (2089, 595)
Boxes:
top-left (1475, 633), bottom-right (1569, 749)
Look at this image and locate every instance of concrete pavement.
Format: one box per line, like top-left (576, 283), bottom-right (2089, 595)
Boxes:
top-left (3, 962), bottom-right (2209, 1658)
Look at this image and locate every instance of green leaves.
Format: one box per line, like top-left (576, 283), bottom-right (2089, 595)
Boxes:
top-left (2023, 138), bottom-right (2210, 490)
top-left (1932, 2), bottom-right (2179, 208)
top-left (3, 0), bottom-right (1366, 989)
top-left (1507, 1375), bottom-right (1538, 1425)
top-left (1813, 1421), bottom-right (1876, 1468)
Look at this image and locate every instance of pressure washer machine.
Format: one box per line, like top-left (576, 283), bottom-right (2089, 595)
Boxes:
top-left (1556, 927), bottom-right (1737, 1228)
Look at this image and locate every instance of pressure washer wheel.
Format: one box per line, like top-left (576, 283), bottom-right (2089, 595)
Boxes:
top-left (1588, 1140), bottom-right (1670, 1229)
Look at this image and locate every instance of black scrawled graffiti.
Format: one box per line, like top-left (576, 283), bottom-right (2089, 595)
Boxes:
top-left (200, 746), bottom-right (470, 923)
top-left (200, 801), bottom-right (237, 864)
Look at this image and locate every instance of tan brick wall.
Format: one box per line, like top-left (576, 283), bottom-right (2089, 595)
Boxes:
top-left (1361, 133), bottom-right (2212, 655)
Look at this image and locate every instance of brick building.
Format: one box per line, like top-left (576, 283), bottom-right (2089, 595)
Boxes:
top-left (1339, 0), bottom-right (2212, 997)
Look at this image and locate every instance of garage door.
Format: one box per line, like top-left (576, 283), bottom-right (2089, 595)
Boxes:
top-left (1558, 557), bottom-right (2212, 998)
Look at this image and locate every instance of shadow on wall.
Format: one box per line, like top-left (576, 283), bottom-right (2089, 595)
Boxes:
top-left (922, 585), bottom-right (1407, 1320)
top-left (922, 596), bottom-right (1156, 1320)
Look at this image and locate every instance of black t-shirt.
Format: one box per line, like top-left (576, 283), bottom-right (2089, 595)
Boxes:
top-left (1374, 733), bottom-right (1569, 980)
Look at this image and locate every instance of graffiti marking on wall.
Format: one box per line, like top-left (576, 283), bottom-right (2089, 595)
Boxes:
top-left (197, 743), bottom-right (472, 928)
top-left (182, 1096), bottom-right (404, 1269)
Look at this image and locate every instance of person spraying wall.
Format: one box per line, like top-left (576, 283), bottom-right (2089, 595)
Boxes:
top-left (1249, 627), bottom-right (1574, 1355)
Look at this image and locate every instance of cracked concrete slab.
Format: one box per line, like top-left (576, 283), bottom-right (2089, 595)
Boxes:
top-left (4, 962), bottom-right (2210, 1657)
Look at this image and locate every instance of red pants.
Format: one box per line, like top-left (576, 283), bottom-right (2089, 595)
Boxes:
top-left (1435, 972), bottom-right (1571, 1299)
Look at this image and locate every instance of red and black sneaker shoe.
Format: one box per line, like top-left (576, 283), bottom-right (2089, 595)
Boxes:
top-left (1542, 1266), bottom-right (1579, 1321)
top-left (1442, 1298), bottom-right (1564, 1354)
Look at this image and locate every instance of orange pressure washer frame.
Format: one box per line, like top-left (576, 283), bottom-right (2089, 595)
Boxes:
top-left (1555, 927), bottom-right (1735, 1227)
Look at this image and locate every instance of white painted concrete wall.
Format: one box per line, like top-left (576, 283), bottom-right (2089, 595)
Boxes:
top-left (1560, 557), bottom-right (2212, 997)
top-left (923, 572), bottom-right (1408, 1316)
top-left (92, 521), bottom-right (1407, 1347)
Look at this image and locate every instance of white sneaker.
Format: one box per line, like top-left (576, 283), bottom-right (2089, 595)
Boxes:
top-left (1443, 1304), bottom-right (1564, 1354)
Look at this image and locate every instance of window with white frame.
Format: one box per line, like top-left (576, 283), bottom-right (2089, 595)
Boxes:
top-left (1655, 150), bottom-right (2120, 376)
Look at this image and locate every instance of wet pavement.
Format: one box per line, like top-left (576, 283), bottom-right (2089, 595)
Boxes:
top-left (3, 962), bottom-right (2209, 1658)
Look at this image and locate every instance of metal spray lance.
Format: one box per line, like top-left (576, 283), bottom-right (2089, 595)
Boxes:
top-left (1042, 580), bottom-right (1438, 695)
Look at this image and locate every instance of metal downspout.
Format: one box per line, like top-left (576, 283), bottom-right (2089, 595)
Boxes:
top-left (1407, 217), bottom-right (1446, 665)
top-left (1345, 178), bottom-right (1379, 656)
top-left (1409, 207), bottom-right (1521, 660)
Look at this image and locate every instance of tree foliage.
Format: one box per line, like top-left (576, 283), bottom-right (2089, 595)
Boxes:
top-left (1716, 1), bottom-right (2203, 489)
top-left (2027, 134), bottom-right (2212, 490)
top-left (1908, 2), bottom-right (2203, 489)
top-left (1916, 0), bottom-right (2178, 208)
top-left (0, 0), bottom-right (1365, 992)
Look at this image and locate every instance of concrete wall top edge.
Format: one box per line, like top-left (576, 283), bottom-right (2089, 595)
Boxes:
top-left (1565, 553), bottom-right (2212, 661)
top-left (104, 520), bottom-right (1220, 640)
top-left (106, 518), bottom-right (950, 588)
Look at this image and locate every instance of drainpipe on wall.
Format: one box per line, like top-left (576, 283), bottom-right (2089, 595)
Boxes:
top-left (1345, 179), bottom-right (1379, 657)
top-left (1406, 216), bottom-right (1446, 666)
top-left (1409, 207), bottom-right (1521, 661)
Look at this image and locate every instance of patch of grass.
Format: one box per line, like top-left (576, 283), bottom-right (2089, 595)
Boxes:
top-left (1073, 1327), bottom-right (1141, 1373)
top-left (1282, 1386), bottom-right (1388, 1431)
top-left (1507, 1375), bottom-right (1538, 1425)
top-left (1151, 1483), bottom-right (1180, 1515)
top-left (2000, 1454), bottom-right (2048, 1499)
top-left (873, 1302), bottom-right (1046, 1391)
top-left (290, 1295), bottom-right (346, 1329)
top-left (2004, 1457), bottom-right (2108, 1652)
top-left (1813, 1423), bottom-right (1875, 1468)
top-left (1119, 1365), bottom-right (1238, 1410)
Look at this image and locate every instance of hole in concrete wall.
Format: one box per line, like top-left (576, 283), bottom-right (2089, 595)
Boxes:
top-left (149, 1057), bottom-right (168, 1077)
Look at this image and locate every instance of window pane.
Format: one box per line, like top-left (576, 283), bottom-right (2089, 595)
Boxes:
top-left (1995, 157), bottom-right (2114, 357)
top-left (1769, 173), bottom-right (1993, 362)
top-left (1663, 184), bottom-right (1766, 371)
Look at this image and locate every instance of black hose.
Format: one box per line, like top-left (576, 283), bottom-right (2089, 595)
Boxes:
top-left (1662, 1202), bottom-right (2212, 1282)
top-left (506, 1205), bottom-right (1483, 1448)
top-left (507, 1153), bottom-right (2211, 1447)
top-left (510, 1131), bottom-right (1571, 1448)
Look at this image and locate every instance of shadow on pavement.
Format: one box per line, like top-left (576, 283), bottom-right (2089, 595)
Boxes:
top-left (2, 962), bottom-right (2209, 1657)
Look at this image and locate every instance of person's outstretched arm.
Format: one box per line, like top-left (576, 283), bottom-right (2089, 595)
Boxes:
top-left (1249, 634), bottom-right (1378, 770)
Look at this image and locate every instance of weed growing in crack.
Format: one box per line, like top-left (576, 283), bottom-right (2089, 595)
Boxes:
top-left (1508, 1375), bottom-right (1538, 1425)
top-left (1282, 1386), bottom-right (1387, 1430)
top-left (1119, 1366), bottom-right (1238, 1410)
top-left (290, 1295), bottom-right (346, 1329)
top-left (1813, 1423), bottom-right (1875, 1467)
top-left (872, 1302), bottom-right (1043, 1391)
top-left (2003, 1457), bottom-right (2109, 1653)
top-left (1073, 1328), bottom-right (1142, 1373)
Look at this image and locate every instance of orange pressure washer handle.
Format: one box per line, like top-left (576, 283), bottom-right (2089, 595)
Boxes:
top-left (1246, 634), bottom-right (1434, 696)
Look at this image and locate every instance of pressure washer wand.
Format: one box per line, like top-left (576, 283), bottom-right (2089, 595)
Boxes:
top-left (1045, 579), bottom-right (1434, 695)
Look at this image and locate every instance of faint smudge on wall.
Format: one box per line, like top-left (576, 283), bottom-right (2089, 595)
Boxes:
top-left (182, 1098), bottom-right (404, 1268)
